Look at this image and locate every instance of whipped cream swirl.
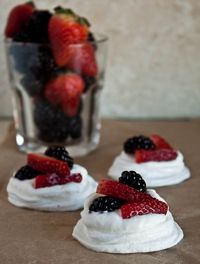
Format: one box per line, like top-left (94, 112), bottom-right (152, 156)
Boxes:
top-left (108, 151), bottom-right (190, 187)
top-left (7, 164), bottom-right (97, 211)
top-left (73, 190), bottom-right (183, 253)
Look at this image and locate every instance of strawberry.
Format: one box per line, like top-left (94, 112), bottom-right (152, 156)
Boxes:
top-left (44, 73), bottom-right (84, 117)
top-left (48, 7), bottom-right (89, 66)
top-left (28, 153), bottom-right (70, 177)
top-left (5, 1), bottom-right (35, 38)
top-left (135, 149), bottom-right (178, 163)
top-left (35, 172), bottom-right (82, 188)
top-left (150, 134), bottom-right (173, 150)
top-left (66, 43), bottom-right (98, 77)
top-left (120, 198), bottom-right (168, 219)
top-left (96, 179), bottom-right (151, 203)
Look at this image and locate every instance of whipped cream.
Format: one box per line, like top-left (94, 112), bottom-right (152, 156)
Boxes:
top-left (108, 151), bottom-right (190, 187)
top-left (73, 190), bottom-right (183, 253)
top-left (7, 164), bottom-right (97, 211)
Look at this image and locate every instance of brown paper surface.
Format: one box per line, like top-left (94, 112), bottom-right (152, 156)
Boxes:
top-left (0, 119), bottom-right (200, 264)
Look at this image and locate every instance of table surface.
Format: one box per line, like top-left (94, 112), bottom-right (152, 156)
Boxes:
top-left (0, 119), bottom-right (200, 264)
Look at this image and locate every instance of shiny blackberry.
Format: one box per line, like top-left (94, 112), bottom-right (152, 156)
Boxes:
top-left (119, 171), bottom-right (146, 192)
top-left (89, 196), bottom-right (124, 213)
top-left (45, 146), bottom-right (74, 169)
top-left (14, 165), bottom-right (40, 180)
top-left (123, 135), bottom-right (156, 154)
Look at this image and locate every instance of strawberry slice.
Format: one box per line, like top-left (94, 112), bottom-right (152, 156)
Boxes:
top-left (44, 73), bottom-right (84, 117)
top-left (66, 43), bottom-right (98, 77)
top-left (5, 2), bottom-right (35, 38)
top-left (121, 198), bottom-right (168, 219)
top-left (48, 7), bottom-right (89, 66)
top-left (35, 173), bottom-right (82, 188)
top-left (28, 153), bottom-right (70, 177)
top-left (135, 149), bottom-right (178, 163)
top-left (150, 134), bottom-right (173, 150)
top-left (96, 179), bottom-right (151, 202)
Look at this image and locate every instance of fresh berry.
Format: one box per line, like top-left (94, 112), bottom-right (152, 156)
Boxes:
top-left (28, 153), bottom-right (70, 177)
top-left (48, 7), bottom-right (89, 66)
top-left (89, 196), bottom-right (124, 213)
top-left (66, 43), bottom-right (98, 77)
top-left (12, 10), bottom-right (52, 43)
top-left (120, 199), bottom-right (168, 219)
top-left (68, 115), bottom-right (82, 139)
top-left (34, 99), bottom-right (69, 143)
top-left (45, 146), bottom-right (74, 169)
top-left (87, 32), bottom-right (97, 50)
top-left (35, 172), bottom-right (82, 188)
top-left (14, 165), bottom-right (40, 180)
top-left (96, 179), bottom-right (151, 203)
top-left (35, 173), bottom-right (60, 188)
top-left (119, 171), bottom-right (146, 192)
top-left (135, 149), bottom-right (178, 163)
top-left (82, 76), bottom-right (97, 93)
top-left (5, 2), bottom-right (35, 38)
top-left (44, 73), bottom-right (84, 117)
top-left (123, 135), bottom-right (156, 154)
top-left (150, 135), bottom-right (173, 150)
top-left (59, 173), bottom-right (82, 184)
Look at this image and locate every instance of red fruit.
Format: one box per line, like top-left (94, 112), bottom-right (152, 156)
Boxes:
top-left (28, 153), bottom-right (70, 177)
top-left (135, 149), bottom-right (178, 163)
top-left (96, 179), bottom-right (151, 203)
top-left (60, 173), bottom-right (82, 184)
top-left (121, 198), bottom-right (168, 219)
top-left (35, 173), bottom-right (60, 189)
top-left (67, 43), bottom-right (98, 77)
top-left (35, 173), bottom-right (82, 189)
top-left (48, 7), bottom-right (89, 66)
top-left (150, 134), bottom-right (173, 150)
top-left (5, 2), bottom-right (35, 38)
top-left (44, 73), bottom-right (84, 116)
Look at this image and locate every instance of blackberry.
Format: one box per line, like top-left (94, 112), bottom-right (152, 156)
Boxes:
top-left (119, 171), bottom-right (146, 192)
top-left (21, 74), bottom-right (45, 96)
top-left (25, 10), bottom-right (52, 43)
top-left (45, 146), bottom-right (74, 169)
top-left (14, 165), bottom-right (40, 180)
top-left (124, 135), bottom-right (156, 154)
top-left (34, 100), bottom-right (69, 143)
top-left (88, 32), bottom-right (97, 50)
top-left (68, 115), bottom-right (82, 139)
top-left (82, 76), bottom-right (97, 93)
top-left (89, 196), bottom-right (124, 213)
top-left (13, 11), bottom-right (52, 43)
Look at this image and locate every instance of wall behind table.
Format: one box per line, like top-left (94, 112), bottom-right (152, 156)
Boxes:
top-left (0, 0), bottom-right (200, 118)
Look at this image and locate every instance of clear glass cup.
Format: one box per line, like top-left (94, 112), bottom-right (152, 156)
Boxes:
top-left (4, 34), bottom-right (108, 156)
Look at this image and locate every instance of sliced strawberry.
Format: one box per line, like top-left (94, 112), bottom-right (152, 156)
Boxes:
top-left (44, 73), bottom-right (84, 117)
top-left (48, 7), bottom-right (89, 66)
top-left (28, 153), bottom-right (70, 177)
top-left (60, 173), bottom-right (82, 184)
top-left (135, 149), bottom-right (178, 163)
top-left (120, 198), bottom-right (168, 219)
top-left (35, 172), bottom-right (82, 188)
top-left (5, 2), bottom-right (35, 38)
top-left (67, 43), bottom-right (98, 77)
top-left (96, 179), bottom-right (151, 203)
top-left (35, 173), bottom-right (60, 188)
top-left (150, 134), bottom-right (173, 150)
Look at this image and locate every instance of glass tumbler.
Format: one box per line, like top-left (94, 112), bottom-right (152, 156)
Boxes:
top-left (5, 34), bottom-right (108, 156)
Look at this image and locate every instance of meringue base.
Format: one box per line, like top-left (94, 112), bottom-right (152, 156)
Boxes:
top-left (72, 190), bottom-right (183, 253)
top-left (7, 165), bottom-right (97, 211)
top-left (108, 151), bottom-right (190, 187)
